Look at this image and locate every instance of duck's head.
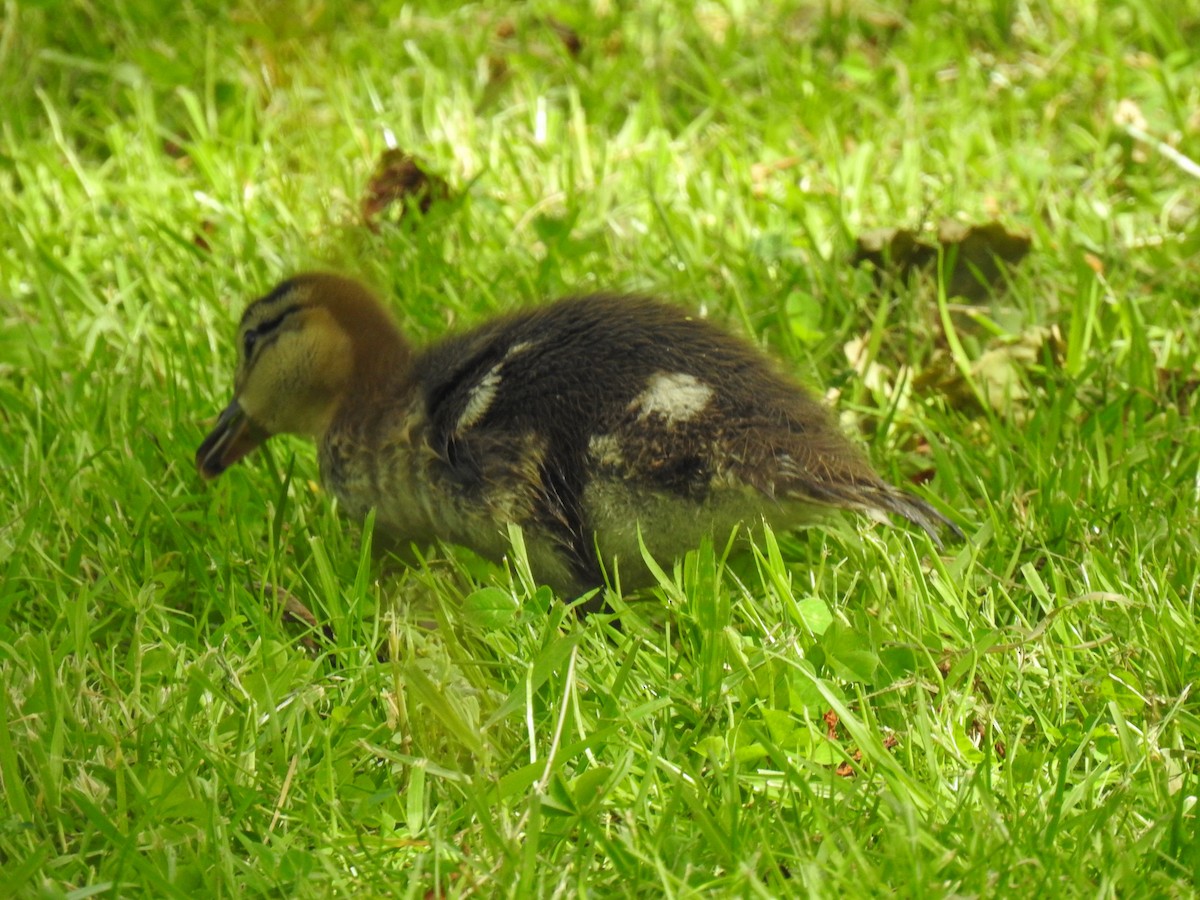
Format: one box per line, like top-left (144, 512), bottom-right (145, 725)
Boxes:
top-left (196, 273), bottom-right (409, 479)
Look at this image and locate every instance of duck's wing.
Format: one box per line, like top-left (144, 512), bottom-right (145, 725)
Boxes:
top-left (412, 295), bottom-right (957, 573)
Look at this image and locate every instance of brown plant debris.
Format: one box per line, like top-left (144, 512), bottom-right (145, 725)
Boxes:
top-left (489, 13), bottom-right (584, 86)
top-left (252, 581), bottom-right (335, 654)
top-left (546, 16), bottom-right (583, 56)
top-left (914, 325), bottom-right (1065, 419)
top-left (853, 220), bottom-right (1031, 300)
top-left (361, 149), bottom-right (451, 231)
top-left (824, 709), bottom-right (840, 739)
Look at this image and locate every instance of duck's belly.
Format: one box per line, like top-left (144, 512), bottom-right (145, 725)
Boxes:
top-left (322, 422), bottom-right (440, 546)
top-left (323, 426), bottom-right (823, 596)
top-left (323, 427), bottom-right (577, 590)
top-left (582, 477), bottom-right (818, 589)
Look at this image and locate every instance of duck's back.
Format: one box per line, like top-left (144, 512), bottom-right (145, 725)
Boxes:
top-left (376, 295), bottom-right (941, 594)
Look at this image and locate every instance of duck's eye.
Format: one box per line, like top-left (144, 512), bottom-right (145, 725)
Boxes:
top-left (239, 309), bottom-right (291, 362)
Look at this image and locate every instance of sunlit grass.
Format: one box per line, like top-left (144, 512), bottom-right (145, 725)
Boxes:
top-left (2, 0), bottom-right (1198, 896)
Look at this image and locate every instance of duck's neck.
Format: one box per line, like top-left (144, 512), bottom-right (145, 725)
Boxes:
top-left (354, 330), bottom-right (412, 387)
top-left (322, 291), bottom-right (415, 395)
top-left (322, 339), bottom-right (414, 450)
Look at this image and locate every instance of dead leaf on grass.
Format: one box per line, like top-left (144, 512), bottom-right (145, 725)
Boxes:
top-left (835, 754), bottom-right (860, 778)
top-left (1157, 366), bottom-right (1200, 414)
top-left (361, 149), bottom-right (451, 231)
top-left (546, 16), bottom-right (583, 57)
top-left (825, 712), bottom-right (900, 777)
top-left (914, 325), bottom-right (1064, 419)
top-left (252, 581), bottom-right (335, 655)
top-left (193, 220), bottom-right (215, 253)
top-left (843, 334), bottom-right (909, 398)
top-left (492, 14), bottom-right (583, 61)
top-left (823, 709), bottom-right (840, 740)
top-left (853, 226), bottom-right (936, 273)
top-left (853, 220), bottom-right (1031, 301)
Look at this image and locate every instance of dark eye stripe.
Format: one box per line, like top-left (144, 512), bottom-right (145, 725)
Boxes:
top-left (240, 279), bottom-right (305, 326)
top-left (242, 307), bottom-right (297, 359)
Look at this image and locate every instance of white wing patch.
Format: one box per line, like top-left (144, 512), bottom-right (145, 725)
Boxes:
top-left (505, 340), bottom-right (535, 359)
top-left (633, 372), bottom-right (714, 426)
top-left (453, 341), bottom-right (539, 435)
top-left (456, 365), bottom-right (502, 433)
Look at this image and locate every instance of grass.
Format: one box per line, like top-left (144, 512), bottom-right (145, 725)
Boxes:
top-left (2, 0), bottom-right (1199, 895)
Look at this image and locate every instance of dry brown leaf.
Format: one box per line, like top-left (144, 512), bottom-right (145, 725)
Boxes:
top-left (836, 748), bottom-right (864, 778)
top-left (971, 343), bottom-right (1035, 409)
top-left (193, 220), bottom-right (215, 253)
top-left (361, 149), bottom-right (451, 231)
top-left (252, 582), bottom-right (335, 654)
top-left (823, 709), bottom-right (840, 740)
top-left (843, 334), bottom-right (905, 398)
top-left (853, 226), bottom-right (937, 274)
top-left (939, 220), bottom-right (1032, 299)
top-left (826, 714), bottom-right (900, 777)
top-left (852, 220), bottom-right (1031, 301)
top-left (493, 14), bottom-right (584, 63)
top-left (1158, 366), bottom-right (1200, 414)
top-left (915, 326), bottom-right (1063, 419)
top-left (486, 54), bottom-right (510, 86)
top-left (546, 16), bottom-right (583, 56)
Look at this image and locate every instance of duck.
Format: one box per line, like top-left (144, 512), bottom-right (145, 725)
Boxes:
top-left (196, 273), bottom-right (959, 605)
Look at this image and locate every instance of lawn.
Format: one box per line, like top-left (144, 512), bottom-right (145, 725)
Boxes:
top-left (2, 0), bottom-right (1199, 896)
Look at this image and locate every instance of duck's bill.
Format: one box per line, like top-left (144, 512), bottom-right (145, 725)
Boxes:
top-left (195, 400), bottom-right (269, 479)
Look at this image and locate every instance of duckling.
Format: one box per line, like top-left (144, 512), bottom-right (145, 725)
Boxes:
top-left (196, 273), bottom-right (958, 601)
